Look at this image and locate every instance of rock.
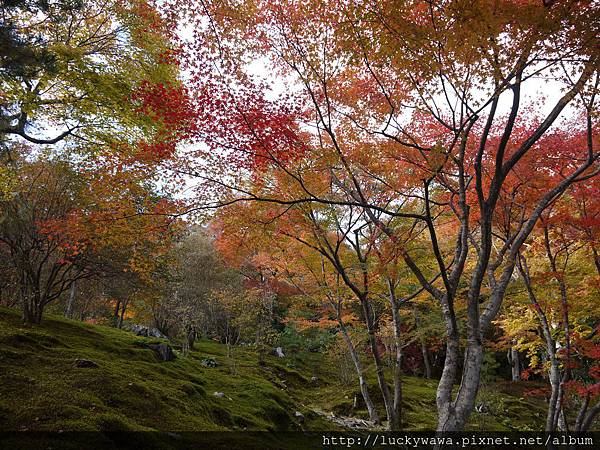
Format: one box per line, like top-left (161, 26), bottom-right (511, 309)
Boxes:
top-left (130, 324), bottom-right (146, 336)
top-left (128, 324), bottom-right (167, 339)
top-left (131, 324), bottom-right (151, 337)
top-left (73, 358), bottom-right (98, 368)
top-left (312, 409), bottom-right (378, 430)
top-left (147, 343), bottom-right (175, 361)
top-left (149, 328), bottom-right (166, 339)
top-left (294, 411), bottom-right (305, 422)
top-left (213, 391), bottom-right (225, 398)
top-left (273, 347), bottom-right (285, 358)
top-left (200, 358), bottom-right (218, 367)
top-left (165, 432), bottom-right (182, 440)
top-left (475, 402), bottom-right (487, 413)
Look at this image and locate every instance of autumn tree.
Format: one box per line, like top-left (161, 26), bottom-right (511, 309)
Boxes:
top-left (172, 0), bottom-right (600, 432)
top-left (0, 148), bottom-right (177, 324)
top-left (151, 227), bottom-right (241, 347)
top-left (496, 165), bottom-right (600, 432)
top-left (0, 153), bottom-right (95, 324)
top-left (0, 0), bottom-right (193, 324)
top-left (0, 0), bottom-right (186, 147)
top-left (214, 195), bottom-right (441, 428)
top-left (220, 211), bottom-right (383, 423)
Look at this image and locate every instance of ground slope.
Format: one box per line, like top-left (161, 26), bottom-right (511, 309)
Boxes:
top-left (0, 306), bottom-right (547, 445)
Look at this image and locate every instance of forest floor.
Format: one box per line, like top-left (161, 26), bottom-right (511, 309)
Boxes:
top-left (0, 306), bottom-right (549, 448)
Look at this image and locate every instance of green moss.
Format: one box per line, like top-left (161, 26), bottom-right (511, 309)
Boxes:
top-left (0, 306), bottom-right (548, 433)
top-left (0, 307), bottom-right (298, 432)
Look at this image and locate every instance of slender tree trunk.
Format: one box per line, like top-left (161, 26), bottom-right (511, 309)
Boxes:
top-left (546, 353), bottom-right (562, 431)
top-left (226, 320), bottom-right (232, 359)
top-left (574, 394), bottom-right (590, 432)
top-left (518, 254), bottom-right (563, 432)
top-left (22, 298), bottom-right (33, 324)
top-left (580, 401), bottom-right (600, 431)
top-left (571, 395), bottom-right (600, 436)
top-left (542, 228), bottom-right (573, 432)
top-left (23, 301), bottom-right (44, 324)
top-left (414, 308), bottom-right (432, 379)
top-left (338, 320), bottom-right (380, 424)
top-left (22, 301), bottom-right (35, 324)
top-left (387, 279), bottom-right (403, 428)
top-left (117, 299), bottom-right (127, 329)
top-left (422, 341), bottom-right (433, 379)
top-left (113, 299), bottom-right (121, 323)
top-left (537, 314), bottom-right (566, 433)
top-left (326, 280), bottom-right (380, 424)
top-left (436, 296), bottom-right (461, 432)
top-left (508, 346), bottom-right (520, 381)
top-left (186, 326), bottom-right (196, 351)
top-left (557, 400), bottom-right (568, 432)
top-left (591, 244), bottom-right (600, 278)
top-left (361, 296), bottom-right (398, 430)
top-left (65, 280), bottom-right (76, 319)
top-left (391, 313), bottom-right (403, 429)
top-left (21, 283), bottom-right (44, 325)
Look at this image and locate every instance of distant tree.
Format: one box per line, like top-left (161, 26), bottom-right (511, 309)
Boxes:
top-left (0, 155), bottom-right (92, 323)
top-left (0, 149), bottom-right (177, 324)
top-left (150, 228), bottom-right (241, 347)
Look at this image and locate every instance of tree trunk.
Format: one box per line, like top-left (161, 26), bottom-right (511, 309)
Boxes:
top-left (21, 284), bottom-right (44, 325)
top-left (361, 296), bottom-right (399, 430)
top-left (422, 341), bottom-right (433, 379)
top-left (113, 299), bottom-right (121, 323)
top-left (225, 320), bottom-right (232, 359)
top-left (186, 326), bottom-right (196, 351)
top-left (547, 360), bottom-right (562, 432)
top-left (182, 335), bottom-right (190, 356)
top-left (590, 243), bottom-right (600, 279)
top-left (542, 332), bottom-right (562, 432)
top-left (435, 296), bottom-right (461, 432)
top-left (453, 341), bottom-right (484, 430)
top-left (117, 299), bottom-right (127, 329)
top-left (338, 319), bottom-right (380, 424)
top-left (435, 341), bottom-right (485, 433)
top-left (557, 402), bottom-right (568, 432)
top-left (508, 347), bottom-right (520, 381)
top-left (414, 307), bottom-right (432, 379)
top-left (65, 281), bottom-right (76, 319)
top-left (580, 401), bottom-right (600, 431)
top-left (387, 279), bottom-right (403, 429)
top-left (22, 301), bottom-right (44, 324)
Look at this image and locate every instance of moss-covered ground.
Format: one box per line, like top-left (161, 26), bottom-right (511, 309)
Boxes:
top-left (0, 306), bottom-right (549, 448)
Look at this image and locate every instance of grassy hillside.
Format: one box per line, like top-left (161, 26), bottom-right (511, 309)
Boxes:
top-left (0, 306), bottom-right (548, 448)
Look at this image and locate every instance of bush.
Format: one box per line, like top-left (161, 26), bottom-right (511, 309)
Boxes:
top-left (278, 325), bottom-right (336, 354)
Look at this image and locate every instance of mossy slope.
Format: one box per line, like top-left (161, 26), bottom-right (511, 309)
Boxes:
top-left (0, 306), bottom-right (546, 440)
top-left (0, 307), bottom-right (306, 433)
